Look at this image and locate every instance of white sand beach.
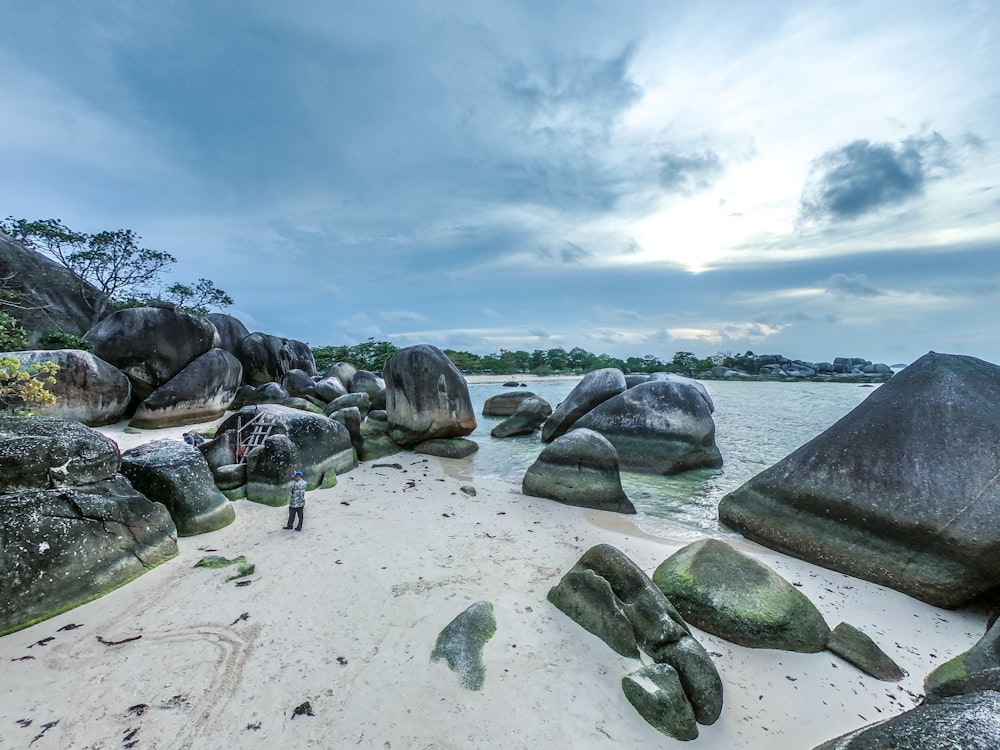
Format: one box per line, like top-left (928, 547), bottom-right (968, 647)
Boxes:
top-left (0, 415), bottom-right (988, 749)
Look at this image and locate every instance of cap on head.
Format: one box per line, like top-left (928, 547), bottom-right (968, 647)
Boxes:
top-left (293, 471), bottom-right (304, 478)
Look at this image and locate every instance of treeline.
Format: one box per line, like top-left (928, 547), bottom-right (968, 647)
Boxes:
top-left (312, 338), bottom-right (731, 376)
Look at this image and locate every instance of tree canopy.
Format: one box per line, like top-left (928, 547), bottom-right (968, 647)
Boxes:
top-left (1, 217), bottom-right (233, 326)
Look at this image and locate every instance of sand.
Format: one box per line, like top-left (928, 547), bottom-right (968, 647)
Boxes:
top-left (0, 415), bottom-right (988, 749)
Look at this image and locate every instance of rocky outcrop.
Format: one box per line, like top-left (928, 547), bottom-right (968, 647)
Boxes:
top-left (490, 396), bottom-right (552, 437)
top-left (718, 352), bottom-right (1000, 608)
top-left (651, 539), bottom-right (830, 652)
top-left (281, 368), bottom-right (318, 399)
top-left (5, 349), bottom-right (131, 426)
top-left (412, 437), bottom-right (478, 459)
top-left (383, 344), bottom-right (476, 446)
top-left (324, 362), bottom-right (357, 386)
top-left (350, 370), bottom-right (385, 400)
top-left (548, 544), bottom-right (723, 737)
top-left (574, 380), bottom-right (722, 475)
top-left (0, 416), bottom-right (177, 636)
top-left (121, 439), bottom-right (235, 535)
top-left (84, 307), bottom-right (220, 401)
top-left (129, 348), bottom-right (243, 428)
top-left (701, 354), bottom-right (893, 383)
top-left (541, 368), bottom-right (626, 442)
top-left (522, 429), bottom-right (635, 514)
top-left (0, 233), bottom-right (104, 341)
top-left (237, 332), bottom-right (316, 386)
top-left (205, 312), bottom-right (249, 355)
top-left (216, 404), bottom-right (355, 492)
top-left (812, 691), bottom-right (1000, 749)
top-left (924, 618), bottom-right (1000, 700)
top-left (245, 434), bottom-right (300, 505)
top-left (315, 376), bottom-right (348, 402)
top-left (0, 416), bottom-right (122, 490)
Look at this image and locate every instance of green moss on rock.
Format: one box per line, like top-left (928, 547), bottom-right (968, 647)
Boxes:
top-left (431, 601), bottom-right (496, 690)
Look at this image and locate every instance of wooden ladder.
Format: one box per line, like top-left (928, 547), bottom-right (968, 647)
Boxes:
top-left (236, 411), bottom-right (278, 464)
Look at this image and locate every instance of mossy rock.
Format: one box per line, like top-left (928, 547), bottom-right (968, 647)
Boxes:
top-left (226, 563), bottom-right (255, 581)
top-left (652, 538), bottom-right (830, 652)
top-left (622, 663), bottom-right (698, 741)
top-left (223, 486), bottom-right (247, 501)
top-left (195, 555), bottom-right (247, 569)
top-left (828, 622), bottom-right (904, 681)
top-left (431, 601), bottom-right (496, 690)
top-left (123, 426), bottom-right (143, 434)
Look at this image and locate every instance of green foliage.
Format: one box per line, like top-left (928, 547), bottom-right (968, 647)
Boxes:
top-left (312, 338), bottom-right (399, 372)
top-left (2, 216), bottom-right (233, 324)
top-left (160, 278), bottom-right (234, 315)
top-left (38, 331), bottom-right (92, 350)
top-left (0, 356), bottom-right (58, 415)
top-left (0, 311), bottom-right (28, 351)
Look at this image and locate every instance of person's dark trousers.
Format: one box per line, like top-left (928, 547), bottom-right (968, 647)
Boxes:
top-left (285, 506), bottom-right (304, 531)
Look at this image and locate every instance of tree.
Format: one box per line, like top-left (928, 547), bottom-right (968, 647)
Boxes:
top-left (0, 356), bottom-right (58, 414)
top-left (160, 279), bottom-right (234, 315)
top-left (2, 217), bottom-right (233, 325)
top-left (0, 311), bottom-right (27, 351)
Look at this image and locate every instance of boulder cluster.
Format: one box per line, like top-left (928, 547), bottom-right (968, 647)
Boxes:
top-left (702, 354), bottom-right (893, 382)
top-left (0, 340), bottom-right (478, 636)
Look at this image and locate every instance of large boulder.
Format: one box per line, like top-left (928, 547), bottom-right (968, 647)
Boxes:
top-left (245, 434), bottom-right (300, 506)
top-left (84, 307), bottom-right (220, 401)
top-left (924, 618), bottom-right (1000, 700)
top-left (120, 439), bottom-right (235, 535)
top-left (383, 344), bottom-right (476, 446)
top-left (0, 233), bottom-right (103, 341)
top-left (282, 368), bottom-right (318, 399)
top-left (0, 416), bottom-right (178, 636)
top-left (573, 380), bottom-right (723, 475)
top-left (216, 404), bottom-right (356, 489)
top-left (315, 376), bottom-right (348, 402)
top-left (204, 312), bottom-right (250, 355)
top-left (718, 352), bottom-right (1000, 608)
top-left (324, 362), bottom-right (357, 386)
top-left (648, 373), bottom-right (715, 413)
top-left (651, 539), bottom-right (830, 652)
top-left (548, 544), bottom-right (723, 729)
top-left (350, 370), bottom-right (385, 401)
top-left (237, 332), bottom-right (316, 386)
top-left (0, 476), bottom-right (178, 636)
top-left (483, 391), bottom-right (545, 417)
top-left (812, 691), bottom-right (1000, 750)
top-left (129, 348), bottom-right (243, 428)
top-left (0, 416), bottom-right (121, 491)
top-left (522, 429), bottom-right (635, 514)
top-left (541, 368), bottom-right (626, 442)
top-left (4, 349), bottom-right (131, 426)
top-left (490, 396), bottom-right (552, 438)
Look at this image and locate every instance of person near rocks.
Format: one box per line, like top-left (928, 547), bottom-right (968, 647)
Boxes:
top-left (183, 431), bottom-right (206, 446)
top-left (183, 432), bottom-right (193, 444)
top-left (285, 471), bottom-right (307, 531)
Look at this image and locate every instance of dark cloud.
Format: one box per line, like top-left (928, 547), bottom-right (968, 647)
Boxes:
top-left (824, 272), bottom-right (883, 297)
top-left (800, 133), bottom-right (954, 222)
top-left (658, 149), bottom-right (723, 195)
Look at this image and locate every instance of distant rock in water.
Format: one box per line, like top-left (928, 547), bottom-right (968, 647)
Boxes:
top-left (719, 351), bottom-right (1000, 608)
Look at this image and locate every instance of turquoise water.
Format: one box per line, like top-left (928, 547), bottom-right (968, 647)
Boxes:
top-left (466, 378), bottom-right (880, 539)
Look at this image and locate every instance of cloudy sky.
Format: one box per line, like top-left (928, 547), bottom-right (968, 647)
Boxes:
top-left (2, 1), bottom-right (998, 365)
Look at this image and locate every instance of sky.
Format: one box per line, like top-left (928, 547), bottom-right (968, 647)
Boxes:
top-left (1, 0), bottom-right (998, 366)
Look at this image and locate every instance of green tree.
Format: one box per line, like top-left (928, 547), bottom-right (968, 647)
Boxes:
top-left (2, 217), bottom-right (233, 326)
top-left (0, 311), bottom-right (27, 351)
top-left (0, 356), bottom-right (58, 414)
top-left (159, 279), bottom-right (234, 315)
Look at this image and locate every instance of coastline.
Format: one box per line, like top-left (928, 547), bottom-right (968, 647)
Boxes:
top-left (0, 420), bottom-right (986, 748)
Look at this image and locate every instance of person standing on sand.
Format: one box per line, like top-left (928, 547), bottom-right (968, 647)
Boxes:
top-left (285, 471), bottom-right (307, 531)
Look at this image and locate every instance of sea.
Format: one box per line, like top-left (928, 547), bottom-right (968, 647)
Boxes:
top-left (465, 378), bottom-right (881, 541)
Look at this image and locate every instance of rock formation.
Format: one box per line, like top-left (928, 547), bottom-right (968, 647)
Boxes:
top-left (4, 349), bottom-right (131, 426)
top-left (541, 368), bottom-right (626, 443)
top-left (522, 429), bottom-right (635, 514)
top-left (719, 352), bottom-right (1000, 608)
top-left (0, 417), bottom-right (177, 636)
top-left (490, 396), bottom-right (551, 437)
top-left (383, 344), bottom-right (476, 446)
top-left (121, 439), bottom-right (235, 535)
top-left (129, 348), bottom-right (243, 428)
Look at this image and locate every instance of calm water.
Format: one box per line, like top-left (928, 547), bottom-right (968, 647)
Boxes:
top-left (466, 378), bottom-right (880, 540)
